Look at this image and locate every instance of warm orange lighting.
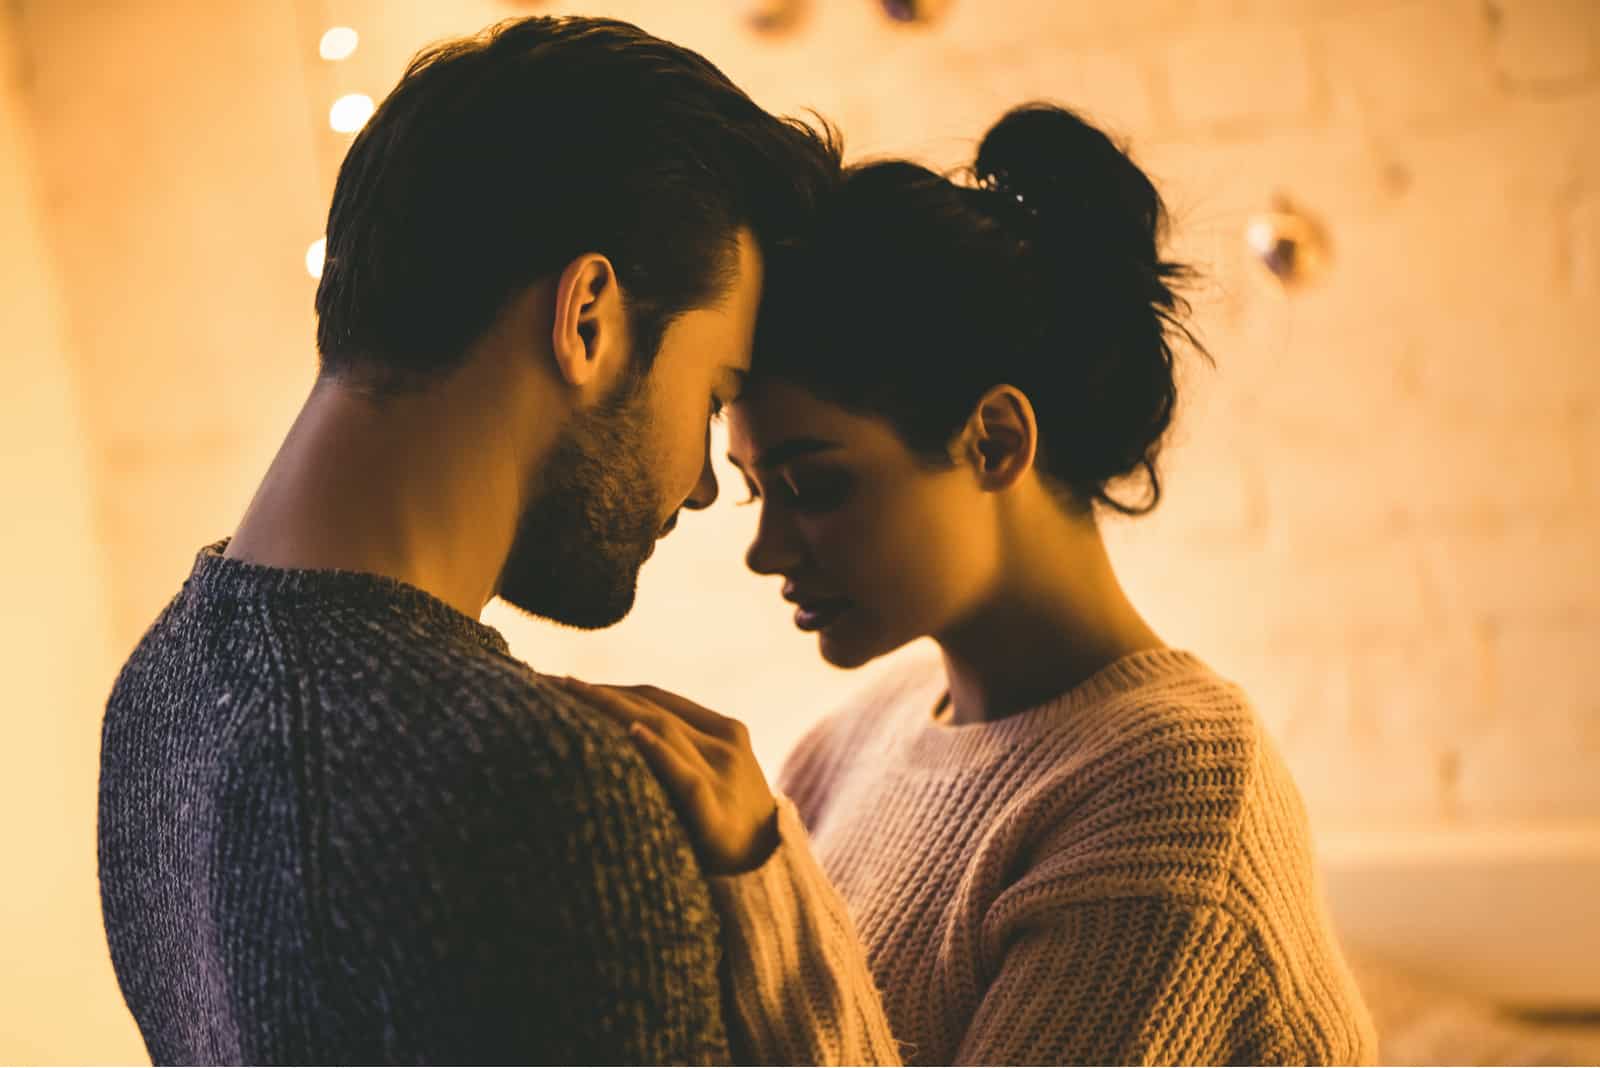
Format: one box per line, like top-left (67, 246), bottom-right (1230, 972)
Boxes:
top-left (329, 94), bottom-right (375, 134)
top-left (319, 27), bottom-right (358, 62)
top-left (305, 237), bottom-right (325, 280)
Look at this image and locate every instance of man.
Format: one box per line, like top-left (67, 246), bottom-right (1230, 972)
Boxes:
top-left (98, 16), bottom-right (839, 1064)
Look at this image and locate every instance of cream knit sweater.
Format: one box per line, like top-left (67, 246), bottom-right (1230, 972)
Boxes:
top-left (709, 648), bottom-right (1378, 1065)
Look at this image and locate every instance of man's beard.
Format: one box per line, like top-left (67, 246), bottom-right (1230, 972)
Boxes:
top-left (496, 371), bottom-right (663, 629)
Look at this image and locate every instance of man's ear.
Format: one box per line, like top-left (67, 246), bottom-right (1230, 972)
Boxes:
top-left (954, 385), bottom-right (1038, 491)
top-left (550, 252), bottom-right (626, 390)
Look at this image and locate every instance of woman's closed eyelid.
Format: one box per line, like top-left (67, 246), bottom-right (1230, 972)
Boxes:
top-left (734, 466), bottom-right (850, 510)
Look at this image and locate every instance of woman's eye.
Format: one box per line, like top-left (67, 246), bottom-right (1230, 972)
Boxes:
top-left (784, 473), bottom-right (851, 514)
top-left (734, 470), bottom-right (851, 512)
top-left (710, 396), bottom-right (726, 420)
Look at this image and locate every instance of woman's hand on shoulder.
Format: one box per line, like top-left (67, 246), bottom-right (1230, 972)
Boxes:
top-left (554, 677), bottom-right (779, 876)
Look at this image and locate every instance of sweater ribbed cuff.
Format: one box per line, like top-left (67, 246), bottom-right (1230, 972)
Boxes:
top-left (707, 796), bottom-right (901, 1066)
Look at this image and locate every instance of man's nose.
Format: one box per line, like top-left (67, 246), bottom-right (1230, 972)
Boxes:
top-left (682, 434), bottom-right (719, 512)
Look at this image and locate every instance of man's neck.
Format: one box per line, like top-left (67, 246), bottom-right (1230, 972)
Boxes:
top-left (225, 377), bottom-right (530, 618)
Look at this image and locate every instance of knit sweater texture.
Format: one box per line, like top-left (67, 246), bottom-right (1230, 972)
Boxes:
top-left (710, 648), bottom-right (1379, 1065)
top-left (98, 543), bottom-right (729, 1065)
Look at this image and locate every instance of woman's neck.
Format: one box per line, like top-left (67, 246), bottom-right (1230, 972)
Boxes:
top-left (934, 513), bottom-right (1163, 726)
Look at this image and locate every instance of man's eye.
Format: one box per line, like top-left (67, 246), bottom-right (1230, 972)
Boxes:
top-left (710, 396), bottom-right (726, 420)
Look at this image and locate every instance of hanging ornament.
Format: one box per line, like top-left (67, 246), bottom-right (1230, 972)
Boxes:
top-left (1244, 195), bottom-right (1331, 289)
top-left (748, 0), bottom-right (810, 35)
top-left (880, 0), bottom-right (952, 25)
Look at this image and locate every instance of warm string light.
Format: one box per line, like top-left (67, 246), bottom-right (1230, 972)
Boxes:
top-left (301, 3), bottom-right (958, 273)
top-left (329, 93), bottom-right (375, 133)
top-left (319, 26), bottom-right (358, 61)
top-left (308, 25), bottom-right (365, 277)
top-left (306, 237), bottom-right (326, 280)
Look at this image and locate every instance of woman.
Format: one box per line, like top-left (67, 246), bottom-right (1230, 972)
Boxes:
top-left (562, 104), bottom-right (1377, 1065)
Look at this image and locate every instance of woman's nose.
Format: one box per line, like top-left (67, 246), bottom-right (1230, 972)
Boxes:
top-left (744, 506), bottom-right (803, 576)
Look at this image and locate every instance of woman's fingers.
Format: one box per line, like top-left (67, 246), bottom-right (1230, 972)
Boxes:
top-left (617, 684), bottom-right (741, 741)
top-left (631, 723), bottom-right (714, 812)
top-left (559, 677), bottom-right (746, 752)
top-left (555, 676), bottom-right (717, 775)
top-left (550, 674), bottom-right (777, 875)
top-left (557, 676), bottom-right (669, 732)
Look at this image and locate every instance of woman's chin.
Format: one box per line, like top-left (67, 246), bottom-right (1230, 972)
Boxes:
top-left (818, 637), bottom-right (873, 670)
top-left (816, 621), bottom-right (903, 671)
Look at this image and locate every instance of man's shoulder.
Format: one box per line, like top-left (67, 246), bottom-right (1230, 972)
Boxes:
top-left (314, 662), bottom-right (704, 918)
top-left (319, 653), bottom-right (653, 807)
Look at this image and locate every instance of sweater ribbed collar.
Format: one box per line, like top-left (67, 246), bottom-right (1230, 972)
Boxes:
top-left (898, 648), bottom-right (1214, 770)
top-left (187, 540), bottom-right (511, 656)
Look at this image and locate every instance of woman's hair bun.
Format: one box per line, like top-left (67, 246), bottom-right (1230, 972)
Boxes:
top-left (754, 101), bottom-right (1205, 519)
top-left (973, 103), bottom-right (1161, 265)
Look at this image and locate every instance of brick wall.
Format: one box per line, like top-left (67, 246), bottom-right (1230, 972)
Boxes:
top-left (479, 0), bottom-right (1600, 833)
top-left (12, 0), bottom-right (1597, 845)
top-left (3, 0), bottom-right (1594, 1060)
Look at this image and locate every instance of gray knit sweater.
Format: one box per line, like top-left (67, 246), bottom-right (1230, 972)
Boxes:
top-left (98, 542), bottom-right (729, 1065)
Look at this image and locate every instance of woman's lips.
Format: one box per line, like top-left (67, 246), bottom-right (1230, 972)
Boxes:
top-left (794, 598), bottom-right (852, 633)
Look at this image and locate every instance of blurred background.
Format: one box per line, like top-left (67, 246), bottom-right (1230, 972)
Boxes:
top-left (2, 0), bottom-right (1597, 1063)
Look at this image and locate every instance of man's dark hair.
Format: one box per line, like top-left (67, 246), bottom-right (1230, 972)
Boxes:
top-left (314, 16), bottom-right (840, 386)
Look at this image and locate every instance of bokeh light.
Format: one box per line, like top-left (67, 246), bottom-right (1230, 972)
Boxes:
top-left (329, 93), bottom-right (375, 133)
top-left (319, 27), bottom-right (359, 61)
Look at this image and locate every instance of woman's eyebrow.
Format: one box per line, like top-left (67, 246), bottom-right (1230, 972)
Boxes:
top-left (727, 438), bottom-right (842, 473)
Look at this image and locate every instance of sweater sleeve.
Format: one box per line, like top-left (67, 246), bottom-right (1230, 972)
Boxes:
top-left (711, 827), bottom-right (1309, 1068)
top-left (707, 795), bottom-right (904, 1066)
top-left (319, 696), bottom-right (731, 1065)
top-left (956, 895), bottom-right (1307, 1065)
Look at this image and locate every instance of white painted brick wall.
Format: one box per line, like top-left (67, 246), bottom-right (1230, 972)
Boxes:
top-left (1165, 26), bottom-right (1321, 134)
top-left (1573, 191), bottom-right (1600, 292)
top-left (12, 0), bottom-right (1597, 835)
top-left (1491, 0), bottom-right (1599, 88)
top-left (1320, 0), bottom-right (1500, 130)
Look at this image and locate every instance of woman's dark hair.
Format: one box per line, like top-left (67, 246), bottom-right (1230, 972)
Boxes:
top-left (314, 16), bottom-right (840, 387)
top-left (753, 103), bottom-right (1204, 516)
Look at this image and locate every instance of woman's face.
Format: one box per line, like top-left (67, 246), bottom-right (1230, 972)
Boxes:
top-left (726, 379), bottom-right (1001, 669)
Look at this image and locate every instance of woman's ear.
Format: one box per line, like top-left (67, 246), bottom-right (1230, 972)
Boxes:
top-left (550, 252), bottom-right (626, 390)
top-left (955, 385), bottom-right (1037, 491)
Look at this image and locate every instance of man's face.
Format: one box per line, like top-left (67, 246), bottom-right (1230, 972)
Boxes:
top-left (497, 230), bottom-right (763, 628)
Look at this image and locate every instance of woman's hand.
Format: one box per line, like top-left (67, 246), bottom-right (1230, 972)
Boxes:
top-left (557, 677), bottom-right (779, 876)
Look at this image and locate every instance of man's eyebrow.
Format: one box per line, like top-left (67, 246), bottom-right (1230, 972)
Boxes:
top-left (722, 367), bottom-right (748, 398)
top-left (727, 437), bottom-right (842, 472)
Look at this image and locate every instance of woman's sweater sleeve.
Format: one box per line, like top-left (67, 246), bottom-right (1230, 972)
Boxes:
top-left (711, 817), bottom-right (1317, 1066)
top-left (955, 895), bottom-right (1311, 1065)
top-left (707, 796), bottom-right (904, 1066)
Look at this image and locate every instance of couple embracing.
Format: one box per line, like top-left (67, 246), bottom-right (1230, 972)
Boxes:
top-left (98, 14), bottom-right (1376, 1066)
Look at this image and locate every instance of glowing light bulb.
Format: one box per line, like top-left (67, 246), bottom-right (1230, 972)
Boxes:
top-left (306, 237), bottom-right (326, 280)
top-left (319, 27), bottom-right (358, 61)
top-left (1244, 196), bottom-right (1331, 288)
top-left (329, 93), bottom-right (375, 134)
